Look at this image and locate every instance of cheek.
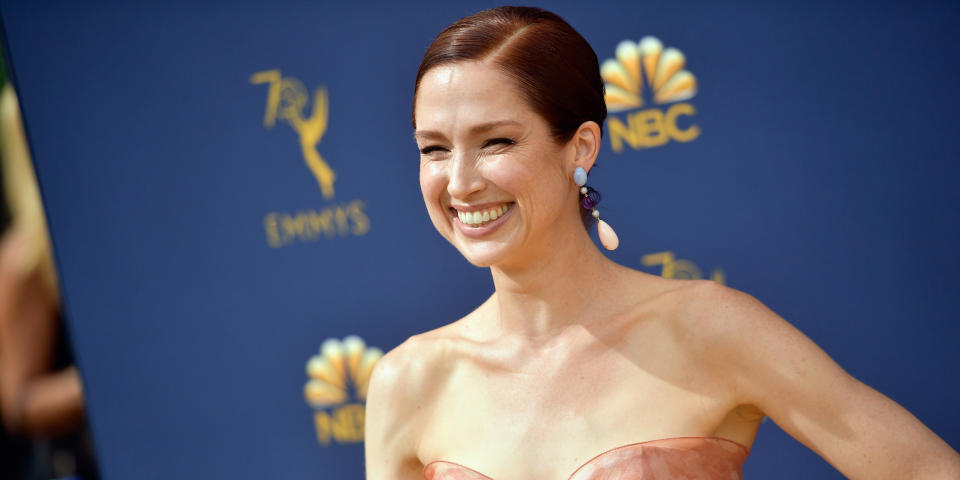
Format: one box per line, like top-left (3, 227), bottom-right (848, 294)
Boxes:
top-left (481, 156), bottom-right (533, 195)
top-left (419, 162), bottom-right (447, 209)
top-left (484, 154), bottom-right (565, 204)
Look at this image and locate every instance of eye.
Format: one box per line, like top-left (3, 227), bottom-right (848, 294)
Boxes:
top-left (484, 138), bottom-right (515, 147)
top-left (419, 145), bottom-right (448, 155)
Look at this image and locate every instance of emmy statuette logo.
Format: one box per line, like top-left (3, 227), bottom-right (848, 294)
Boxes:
top-left (642, 251), bottom-right (725, 284)
top-left (601, 37), bottom-right (701, 153)
top-left (251, 69), bottom-right (336, 199)
top-left (251, 69), bottom-right (370, 248)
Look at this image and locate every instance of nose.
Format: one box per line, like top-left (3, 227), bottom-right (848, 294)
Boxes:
top-left (446, 151), bottom-right (485, 199)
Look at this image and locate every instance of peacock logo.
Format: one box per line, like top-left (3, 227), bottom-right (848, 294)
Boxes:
top-left (600, 37), bottom-right (701, 152)
top-left (304, 335), bottom-right (383, 446)
top-left (601, 37), bottom-right (697, 111)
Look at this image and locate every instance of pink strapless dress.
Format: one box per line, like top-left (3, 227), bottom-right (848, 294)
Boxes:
top-left (422, 436), bottom-right (750, 480)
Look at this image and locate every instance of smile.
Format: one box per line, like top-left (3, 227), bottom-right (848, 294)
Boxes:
top-left (454, 203), bottom-right (513, 228)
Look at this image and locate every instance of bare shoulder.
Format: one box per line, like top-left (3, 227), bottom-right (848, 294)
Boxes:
top-left (643, 277), bottom-right (811, 389)
top-left (367, 335), bottom-right (426, 406)
top-left (660, 279), bottom-right (784, 352)
top-left (673, 278), bottom-right (767, 319)
top-left (364, 334), bottom-right (429, 477)
top-left (659, 283), bottom-right (960, 478)
top-left (366, 300), bottom-right (490, 430)
top-left (367, 325), bottom-right (457, 416)
top-left (365, 313), bottom-right (481, 478)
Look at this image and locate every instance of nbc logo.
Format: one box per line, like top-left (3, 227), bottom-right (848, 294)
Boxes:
top-left (601, 36), bottom-right (701, 152)
top-left (304, 335), bottom-right (383, 446)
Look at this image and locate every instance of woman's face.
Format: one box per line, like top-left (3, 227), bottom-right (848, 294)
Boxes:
top-left (414, 61), bottom-right (581, 268)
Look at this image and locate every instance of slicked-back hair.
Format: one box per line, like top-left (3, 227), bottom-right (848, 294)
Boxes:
top-left (413, 6), bottom-right (606, 145)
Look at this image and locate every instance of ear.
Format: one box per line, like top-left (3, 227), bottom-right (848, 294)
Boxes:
top-left (566, 120), bottom-right (602, 174)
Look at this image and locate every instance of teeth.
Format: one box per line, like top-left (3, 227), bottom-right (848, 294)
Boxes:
top-left (457, 203), bottom-right (511, 227)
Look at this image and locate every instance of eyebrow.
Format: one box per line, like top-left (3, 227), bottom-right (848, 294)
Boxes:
top-left (413, 120), bottom-right (522, 140)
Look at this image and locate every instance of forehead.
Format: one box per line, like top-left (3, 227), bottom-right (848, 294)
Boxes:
top-left (414, 61), bottom-right (535, 136)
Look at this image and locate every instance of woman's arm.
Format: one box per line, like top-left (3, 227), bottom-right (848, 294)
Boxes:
top-left (364, 341), bottom-right (426, 480)
top-left (0, 228), bottom-right (85, 437)
top-left (689, 280), bottom-right (960, 479)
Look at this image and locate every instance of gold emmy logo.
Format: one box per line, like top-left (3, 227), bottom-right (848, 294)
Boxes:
top-left (304, 336), bottom-right (383, 446)
top-left (251, 69), bottom-right (336, 199)
top-left (601, 37), bottom-right (701, 152)
top-left (642, 251), bottom-right (725, 284)
top-left (251, 69), bottom-right (372, 248)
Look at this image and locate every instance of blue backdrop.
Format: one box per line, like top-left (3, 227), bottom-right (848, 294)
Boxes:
top-left (1, 1), bottom-right (958, 478)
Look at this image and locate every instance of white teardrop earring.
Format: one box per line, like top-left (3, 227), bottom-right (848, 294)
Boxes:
top-left (573, 166), bottom-right (619, 251)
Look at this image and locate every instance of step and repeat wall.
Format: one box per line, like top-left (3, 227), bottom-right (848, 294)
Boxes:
top-left (2, 1), bottom-right (958, 478)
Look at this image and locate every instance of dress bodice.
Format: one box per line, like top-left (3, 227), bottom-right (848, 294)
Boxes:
top-left (422, 436), bottom-right (750, 480)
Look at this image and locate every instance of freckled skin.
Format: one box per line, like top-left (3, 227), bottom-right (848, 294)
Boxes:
top-left (424, 438), bottom-right (749, 480)
top-left (365, 58), bottom-right (960, 480)
top-left (414, 61), bottom-right (582, 269)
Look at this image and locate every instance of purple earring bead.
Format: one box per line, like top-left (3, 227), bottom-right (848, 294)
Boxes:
top-left (581, 195), bottom-right (598, 210)
top-left (580, 188), bottom-right (601, 211)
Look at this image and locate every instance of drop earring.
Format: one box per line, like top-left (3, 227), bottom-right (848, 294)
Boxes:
top-left (573, 166), bottom-right (619, 251)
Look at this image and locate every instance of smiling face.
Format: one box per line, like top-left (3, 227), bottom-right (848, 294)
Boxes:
top-left (414, 61), bottom-right (584, 268)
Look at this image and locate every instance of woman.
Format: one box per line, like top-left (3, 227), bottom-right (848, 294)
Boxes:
top-left (0, 84), bottom-right (98, 479)
top-left (365, 6), bottom-right (960, 479)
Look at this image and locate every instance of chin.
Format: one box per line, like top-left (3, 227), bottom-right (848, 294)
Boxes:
top-left (453, 241), bottom-right (512, 268)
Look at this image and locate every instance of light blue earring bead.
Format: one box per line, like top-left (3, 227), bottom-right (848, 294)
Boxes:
top-left (573, 167), bottom-right (588, 186)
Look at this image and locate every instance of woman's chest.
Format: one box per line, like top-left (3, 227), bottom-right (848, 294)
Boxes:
top-left (416, 352), bottom-right (734, 479)
top-left (422, 437), bottom-right (750, 480)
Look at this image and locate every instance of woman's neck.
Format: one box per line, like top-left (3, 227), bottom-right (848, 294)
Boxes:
top-left (487, 221), bottom-right (626, 344)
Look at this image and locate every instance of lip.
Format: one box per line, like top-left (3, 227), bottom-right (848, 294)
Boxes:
top-left (452, 202), bottom-right (514, 237)
top-left (450, 201), bottom-right (511, 213)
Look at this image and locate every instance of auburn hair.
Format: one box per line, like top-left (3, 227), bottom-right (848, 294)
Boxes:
top-left (412, 6), bottom-right (606, 144)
